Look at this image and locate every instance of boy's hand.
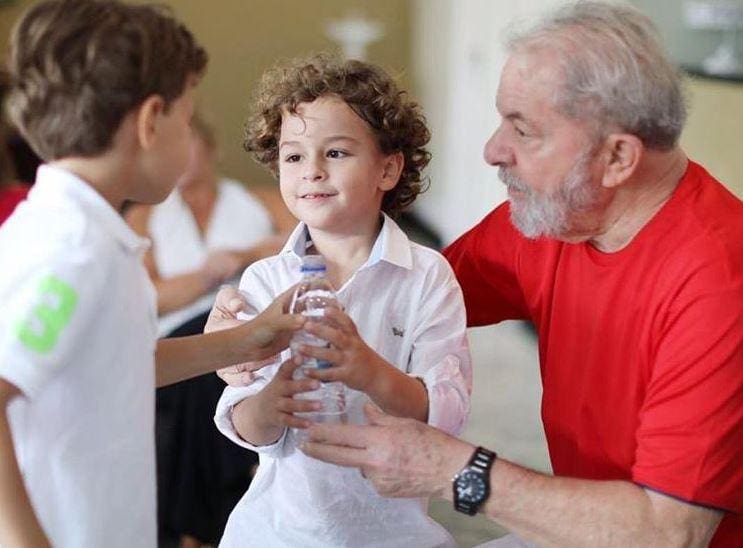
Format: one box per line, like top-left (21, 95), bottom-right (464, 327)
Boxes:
top-left (299, 308), bottom-right (387, 392)
top-left (205, 285), bottom-right (250, 334)
top-left (217, 357), bottom-right (278, 386)
top-left (207, 286), bottom-right (276, 384)
top-left (253, 357), bottom-right (323, 431)
top-left (237, 286), bottom-right (304, 362)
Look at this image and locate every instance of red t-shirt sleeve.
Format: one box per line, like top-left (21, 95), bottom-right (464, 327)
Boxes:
top-left (0, 185), bottom-right (30, 225)
top-left (443, 203), bottom-right (531, 326)
top-left (632, 240), bottom-right (743, 513)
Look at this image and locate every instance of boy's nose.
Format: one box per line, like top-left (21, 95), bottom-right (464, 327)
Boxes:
top-left (302, 164), bottom-right (326, 182)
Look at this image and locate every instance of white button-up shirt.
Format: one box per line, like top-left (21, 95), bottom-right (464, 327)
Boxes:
top-left (215, 214), bottom-right (471, 547)
top-left (0, 166), bottom-right (158, 547)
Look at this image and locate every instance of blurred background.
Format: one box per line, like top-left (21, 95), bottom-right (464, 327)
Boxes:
top-left (1, 1), bottom-right (741, 546)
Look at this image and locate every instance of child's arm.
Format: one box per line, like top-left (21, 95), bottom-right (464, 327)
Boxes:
top-left (302, 261), bottom-right (472, 434)
top-left (0, 379), bottom-right (51, 548)
top-left (155, 287), bottom-right (303, 387)
top-left (300, 308), bottom-right (429, 422)
top-left (229, 357), bottom-right (321, 445)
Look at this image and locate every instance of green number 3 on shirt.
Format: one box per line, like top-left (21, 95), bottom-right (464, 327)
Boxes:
top-left (15, 276), bottom-right (78, 354)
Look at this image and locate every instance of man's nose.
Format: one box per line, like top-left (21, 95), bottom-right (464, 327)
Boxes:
top-left (483, 125), bottom-right (513, 167)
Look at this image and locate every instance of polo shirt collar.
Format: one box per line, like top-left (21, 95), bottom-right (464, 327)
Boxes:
top-left (31, 164), bottom-right (149, 255)
top-left (281, 213), bottom-right (413, 270)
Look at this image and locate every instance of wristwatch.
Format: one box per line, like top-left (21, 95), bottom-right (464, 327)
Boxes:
top-left (452, 446), bottom-right (497, 515)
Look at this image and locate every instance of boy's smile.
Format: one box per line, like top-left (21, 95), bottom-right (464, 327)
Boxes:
top-left (278, 95), bottom-right (399, 235)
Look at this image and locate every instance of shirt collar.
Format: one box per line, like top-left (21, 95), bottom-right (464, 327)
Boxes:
top-left (280, 213), bottom-right (413, 270)
top-left (31, 164), bottom-right (149, 255)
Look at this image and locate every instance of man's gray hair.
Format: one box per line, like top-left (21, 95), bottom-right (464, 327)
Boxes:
top-left (508, 1), bottom-right (686, 150)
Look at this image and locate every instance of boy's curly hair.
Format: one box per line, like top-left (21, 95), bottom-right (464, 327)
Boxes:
top-left (244, 54), bottom-right (431, 217)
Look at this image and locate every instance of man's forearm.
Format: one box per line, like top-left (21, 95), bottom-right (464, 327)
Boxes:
top-left (474, 458), bottom-right (721, 548)
top-left (0, 387), bottom-right (51, 547)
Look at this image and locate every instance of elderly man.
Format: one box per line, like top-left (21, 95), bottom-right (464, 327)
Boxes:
top-left (290, 3), bottom-right (742, 547)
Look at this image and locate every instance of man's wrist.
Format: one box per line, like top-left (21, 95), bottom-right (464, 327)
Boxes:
top-left (452, 445), bottom-right (497, 515)
top-left (439, 439), bottom-right (478, 499)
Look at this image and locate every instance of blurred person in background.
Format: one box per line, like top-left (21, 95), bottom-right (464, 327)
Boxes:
top-left (127, 113), bottom-right (284, 548)
top-left (0, 71), bottom-right (40, 226)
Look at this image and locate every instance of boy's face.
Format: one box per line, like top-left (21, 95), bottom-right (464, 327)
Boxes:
top-left (134, 84), bottom-right (196, 204)
top-left (278, 95), bottom-right (398, 233)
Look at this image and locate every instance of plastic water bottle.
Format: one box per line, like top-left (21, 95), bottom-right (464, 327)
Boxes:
top-left (290, 255), bottom-right (346, 426)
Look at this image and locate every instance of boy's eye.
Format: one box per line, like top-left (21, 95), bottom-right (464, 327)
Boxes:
top-left (326, 149), bottom-right (348, 159)
top-left (284, 154), bottom-right (301, 163)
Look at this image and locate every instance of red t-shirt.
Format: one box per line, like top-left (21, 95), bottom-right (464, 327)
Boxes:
top-left (444, 161), bottom-right (742, 546)
top-left (0, 185), bottom-right (30, 226)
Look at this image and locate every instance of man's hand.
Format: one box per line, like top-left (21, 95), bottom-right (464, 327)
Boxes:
top-left (299, 308), bottom-right (388, 392)
top-left (303, 403), bottom-right (474, 498)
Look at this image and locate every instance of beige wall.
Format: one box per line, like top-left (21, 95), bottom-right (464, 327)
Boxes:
top-left (681, 77), bottom-right (743, 199)
top-left (0, 0), bottom-right (411, 188)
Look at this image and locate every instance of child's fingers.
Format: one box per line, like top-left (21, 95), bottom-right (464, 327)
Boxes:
top-left (278, 413), bottom-right (313, 430)
top-left (217, 368), bottom-right (255, 387)
top-left (303, 321), bottom-right (346, 347)
top-left (304, 366), bottom-right (343, 383)
top-left (281, 378), bottom-right (321, 396)
top-left (322, 307), bottom-right (356, 331)
top-left (298, 344), bottom-right (342, 365)
top-left (278, 397), bottom-right (322, 415)
top-left (275, 356), bottom-right (303, 379)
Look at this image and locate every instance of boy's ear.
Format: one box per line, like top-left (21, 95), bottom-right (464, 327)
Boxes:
top-left (379, 152), bottom-right (404, 191)
top-left (135, 95), bottom-right (166, 150)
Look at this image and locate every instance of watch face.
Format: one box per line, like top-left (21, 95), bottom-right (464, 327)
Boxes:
top-left (455, 469), bottom-right (487, 503)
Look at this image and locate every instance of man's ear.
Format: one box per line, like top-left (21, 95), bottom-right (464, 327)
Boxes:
top-left (379, 152), bottom-right (405, 191)
top-left (135, 95), bottom-right (166, 150)
top-left (600, 133), bottom-right (643, 189)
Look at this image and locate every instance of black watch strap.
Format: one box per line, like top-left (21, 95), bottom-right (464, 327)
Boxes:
top-left (453, 446), bottom-right (497, 515)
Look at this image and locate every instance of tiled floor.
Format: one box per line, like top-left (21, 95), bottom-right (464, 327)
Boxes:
top-left (428, 321), bottom-right (551, 547)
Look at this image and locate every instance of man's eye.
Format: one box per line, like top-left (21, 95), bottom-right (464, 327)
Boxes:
top-left (327, 149), bottom-right (348, 159)
top-left (514, 126), bottom-right (527, 138)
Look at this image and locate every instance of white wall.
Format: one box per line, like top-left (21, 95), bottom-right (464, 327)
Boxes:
top-left (410, 0), bottom-right (571, 245)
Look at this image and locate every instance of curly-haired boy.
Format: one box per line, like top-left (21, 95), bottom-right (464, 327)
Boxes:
top-left (214, 54), bottom-right (472, 547)
top-left (0, 2), bottom-right (301, 546)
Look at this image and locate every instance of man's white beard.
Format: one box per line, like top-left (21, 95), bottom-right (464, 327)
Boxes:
top-left (499, 149), bottom-right (601, 239)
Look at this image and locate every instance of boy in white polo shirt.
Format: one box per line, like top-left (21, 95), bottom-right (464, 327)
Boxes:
top-left (0, 2), bottom-right (301, 547)
top-left (213, 55), bottom-right (472, 547)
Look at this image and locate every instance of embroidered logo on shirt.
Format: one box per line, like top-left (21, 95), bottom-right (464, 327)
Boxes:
top-left (15, 276), bottom-right (78, 354)
top-left (391, 327), bottom-right (404, 338)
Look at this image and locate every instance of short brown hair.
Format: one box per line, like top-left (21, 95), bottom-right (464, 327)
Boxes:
top-left (245, 54), bottom-right (431, 217)
top-left (6, 0), bottom-right (207, 161)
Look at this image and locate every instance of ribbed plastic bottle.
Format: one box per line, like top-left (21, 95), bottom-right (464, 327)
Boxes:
top-left (290, 255), bottom-right (346, 425)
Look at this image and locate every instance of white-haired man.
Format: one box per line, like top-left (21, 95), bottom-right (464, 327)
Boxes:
top-left (299, 2), bottom-right (742, 546)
